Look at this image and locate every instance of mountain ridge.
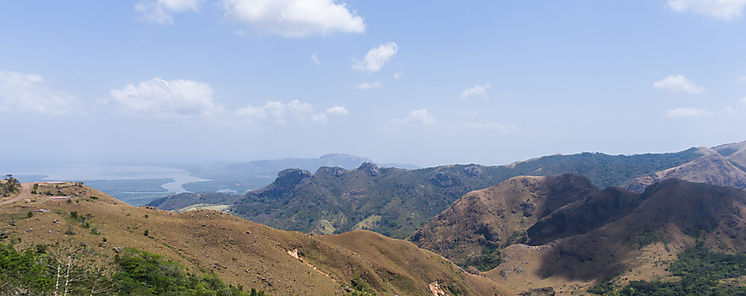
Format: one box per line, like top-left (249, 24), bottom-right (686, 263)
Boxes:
top-left (152, 146), bottom-right (706, 238)
top-left (0, 182), bottom-right (512, 296)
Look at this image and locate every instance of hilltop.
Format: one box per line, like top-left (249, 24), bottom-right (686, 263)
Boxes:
top-left (625, 145), bottom-right (746, 192)
top-left (411, 175), bottom-right (746, 294)
top-left (152, 146), bottom-right (705, 238)
top-left (0, 182), bottom-right (511, 296)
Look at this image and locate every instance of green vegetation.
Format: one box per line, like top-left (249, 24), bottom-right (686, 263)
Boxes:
top-left (460, 247), bottom-right (502, 272)
top-left (114, 248), bottom-right (253, 295)
top-left (174, 149), bottom-right (701, 239)
top-left (347, 275), bottom-right (377, 296)
top-left (0, 243), bottom-right (265, 296)
top-left (0, 174), bottom-right (21, 197)
top-left (589, 246), bottom-right (746, 295)
top-left (507, 149), bottom-right (702, 189)
top-left (637, 231), bottom-right (659, 249)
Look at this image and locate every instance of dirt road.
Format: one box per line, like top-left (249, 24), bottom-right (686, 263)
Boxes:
top-left (0, 183), bottom-right (33, 206)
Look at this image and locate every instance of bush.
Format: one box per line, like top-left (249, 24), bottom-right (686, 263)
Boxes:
top-left (589, 246), bottom-right (746, 295)
top-left (0, 244), bottom-right (264, 296)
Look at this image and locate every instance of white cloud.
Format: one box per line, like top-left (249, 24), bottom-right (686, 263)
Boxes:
top-left (356, 81), bottom-right (381, 90)
top-left (464, 121), bottom-right (517, 133)
top-left (222, 0), bottom-right (365, 37)
top-left (110, 77), bottom-right (221, 119)
top-left (667, 0), bottom-right (746, 20)
top-left (352, 42), bottom-right (398, 72)
top-left (459, 83), bottom-right (491, 99)
top-left (388, 109), bottom-right (436, 126)
top-left (393, 72), bottom-right (403, 79)
top-left (653, 75), bottom-right (705, 94)
top-left (135, 0), bottom-right (203, 24)
top-left (234, 99), bottom-right (340, 125)
top-left (665, 107), bottom-right (712, 118)
top-left (325, 106), bottom-right (349, 115)
top-left (311, 53), bottom-right (321, 65)
top-left (737, 75), bottom-right (746, 83)
top-left (0, 71), bottom-right (80, 115)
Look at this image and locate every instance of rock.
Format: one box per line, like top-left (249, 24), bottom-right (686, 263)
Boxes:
top-left (430, 172), bottom-right (459, 187)
top-left (275, 169), bottom-right (312, 187)
top-left (317, 166), bottom-right (346, 177)
top-left (464, 165), bottom-right (483, 177)
top-left (514, 266), bottom-right (524, 273)
top-left (358, 162), bottom-right (381, 176)
top-left (113, 247), bottom-right (121, 253)
top-left (466, 266), bottom-right (481, 274)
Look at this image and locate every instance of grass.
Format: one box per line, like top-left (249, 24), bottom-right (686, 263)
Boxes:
top-left (588, 246), bottom-right (746, 295)
top-left (0, 183), bottom-right (507, 296)
top-left (177, 204), bottom-right (231, 212)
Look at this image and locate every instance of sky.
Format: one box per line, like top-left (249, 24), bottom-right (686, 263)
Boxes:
top-left (1, 0), bottom-right (746, 167)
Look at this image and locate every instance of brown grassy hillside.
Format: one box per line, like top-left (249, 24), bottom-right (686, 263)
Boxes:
top-left (0, 182), bottom-right (513, 296)
top-left (488, 179), bottom-right (746, 294)
top-left (625, 152), bottom-right (746, 192)
top-left (713, 140), bottom-right (746, 168)
top-left (409, 174), bottom-right (597, 269)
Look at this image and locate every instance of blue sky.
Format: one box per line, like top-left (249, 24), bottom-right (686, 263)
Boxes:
top-left (1, 0), bottom-right (746, 167)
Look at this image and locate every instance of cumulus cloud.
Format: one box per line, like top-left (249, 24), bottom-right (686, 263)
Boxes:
top-left (0, 70), bottom-right (80, 115)
top-left (388, 109), bottom-right (436, 126)
top-left (325, 106), bottom-right (349, 115)
top-left (110, 77), bottom-right (221, 119)
top-left (665, 107), bottom-right (712, 118)
top-left (311, 53), bottom-right (321, 65)
top-left (223, 0), bottom-right (365, 37)
top-left (356, 81), bottom-right (381, 90)
top-left (352, 43), bottom-right (398, 72)
top-left (667, 0), bottom-right (746, 20)
top-left (234, 99), bottom-right (345, 124)
top-left (459, 83), bottom-right (491, 99)
top-left (653, 75), bottom-right (705, 94)
top-left (135, 0), bottom-right (203, 24)
top-left (393, 73), bottom-right (403, 79)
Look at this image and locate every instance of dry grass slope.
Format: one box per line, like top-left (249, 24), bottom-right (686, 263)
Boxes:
top-left (0, 182), bottom-right (513, 296)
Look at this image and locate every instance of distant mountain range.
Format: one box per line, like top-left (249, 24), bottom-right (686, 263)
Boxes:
top-left (4, 140), bottom-right (746, 295)
top-left (152, 141), bottom-right (746, 239)
top-left (181, 153), bottom-right (404, 193)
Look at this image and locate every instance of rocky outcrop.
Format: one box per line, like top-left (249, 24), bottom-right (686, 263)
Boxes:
top-left (358, 162), bottom-right (381, 176)
top-left (464, 165), bottom-right (483, 177)
top-left (430, 172), bottom-right (460, 187)
top-left (316, 166), bottom-right (346, 177)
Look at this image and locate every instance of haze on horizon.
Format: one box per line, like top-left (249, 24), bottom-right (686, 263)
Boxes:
top-left (2, 1), bottom-right (746, 168)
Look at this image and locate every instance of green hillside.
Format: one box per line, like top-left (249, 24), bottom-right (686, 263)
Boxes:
top-left (154, 148), bottom-right (702, 239)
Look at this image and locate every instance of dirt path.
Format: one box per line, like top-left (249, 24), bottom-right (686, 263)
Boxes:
top-left (0, 183), bottom-right (33, 206)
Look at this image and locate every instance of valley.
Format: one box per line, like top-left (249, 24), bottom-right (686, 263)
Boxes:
top-left (3, 141), bottom-right (746, 295)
